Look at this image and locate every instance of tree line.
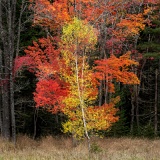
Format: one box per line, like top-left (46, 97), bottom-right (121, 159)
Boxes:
top-left (0, 0), bottom-right (160, 143)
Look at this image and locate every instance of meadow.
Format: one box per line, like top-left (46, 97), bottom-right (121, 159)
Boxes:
top-left (0, 135), bottom-right (160, 160)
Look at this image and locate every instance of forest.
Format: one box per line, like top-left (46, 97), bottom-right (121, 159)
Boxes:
top-left (0, 0), bottom-right (160, 149)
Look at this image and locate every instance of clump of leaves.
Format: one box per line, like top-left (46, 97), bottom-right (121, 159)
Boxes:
top-left (90, 142), bottom-right (102, 153)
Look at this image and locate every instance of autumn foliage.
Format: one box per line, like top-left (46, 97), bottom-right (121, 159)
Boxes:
top-left (94, 52), bottom-right (140, 87)
top-left (14, 0), bottom-right (158, 139)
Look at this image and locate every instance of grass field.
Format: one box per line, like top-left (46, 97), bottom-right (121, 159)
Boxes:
top-left (0, 135), bottom-right (160, 160)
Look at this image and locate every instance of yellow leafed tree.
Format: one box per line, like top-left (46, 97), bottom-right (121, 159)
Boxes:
top-left (60, 18), bottom-right (120, 143)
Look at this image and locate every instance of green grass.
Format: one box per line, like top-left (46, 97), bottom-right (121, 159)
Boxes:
top-left (0, 135), bottom-right (160, 160)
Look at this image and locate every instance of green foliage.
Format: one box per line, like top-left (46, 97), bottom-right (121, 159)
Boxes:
top-left (90, 142), bottom-right (102, 153)
top-left (141, 124), bottom-right (155, 138)
top-left (143, 27), bottom-right (160, 35)
top-left (143, 52), bottom-right (160, 58)
top-left (20, 25), bottom-right (46, 50)
top-left (138, 42), bottom-right (160, 51)
top-left (105, 109), bottom-right (130, 137)
top-left (102, 87), bottom-right (130, 137)
top-left (130, 125), bottom-right (155, 138)
top-left (135, 6), bottom-right (160, 138)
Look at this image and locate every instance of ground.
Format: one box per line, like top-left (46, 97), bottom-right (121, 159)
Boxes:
top-left (0, 135), bottom-right (160, 160)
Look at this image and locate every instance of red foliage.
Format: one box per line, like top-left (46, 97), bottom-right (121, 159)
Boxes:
top-left (23, 37), bottom-right (61, 78)
top-left (14, 37), bottom-right (69, 113)
top-left (14, 55), bottom-right (35, 75)
top-left (34, 78), bottom-right (69, 113)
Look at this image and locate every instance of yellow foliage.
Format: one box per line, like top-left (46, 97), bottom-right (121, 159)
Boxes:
top-left (60, 17), bottom-right (120, 139)
top-left (61, 17), bottom-right (97, 51)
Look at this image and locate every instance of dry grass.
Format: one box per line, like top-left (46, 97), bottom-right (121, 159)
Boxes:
top-left (0, 135), bottom-right (160, 160)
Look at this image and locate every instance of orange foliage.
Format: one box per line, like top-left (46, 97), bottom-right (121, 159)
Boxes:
top-left (94, 51), bottom-right (140, 93)
top-left (116, 13), bottom-right (145, 37)
top-left (87, 96), bottom-right (120, 130)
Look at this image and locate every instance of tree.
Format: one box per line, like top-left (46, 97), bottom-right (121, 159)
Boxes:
top-left (0, 0), bottom-right (50, 142)
top-left (134, 1), bottom-right (160, 136)
top-left (0, 0), bottom-right (29, 142)
top-left (60, 18), bottom-right (99, 143)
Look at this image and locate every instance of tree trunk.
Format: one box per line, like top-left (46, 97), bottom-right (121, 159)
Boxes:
top-left (130, 94), bottom-right (135, 134)
top-left (0, 49), bottom-right (3, 135)
top-left (135, 85), bottom-right (140, 132)
top-left (0, 0), bottom-right (17, 142)
top-left (98, 81), bottom-right (103, 106)
top-left (154, 69), bottom-right (158, 136)
top-left (33, 108), bottom-right (38, 140)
